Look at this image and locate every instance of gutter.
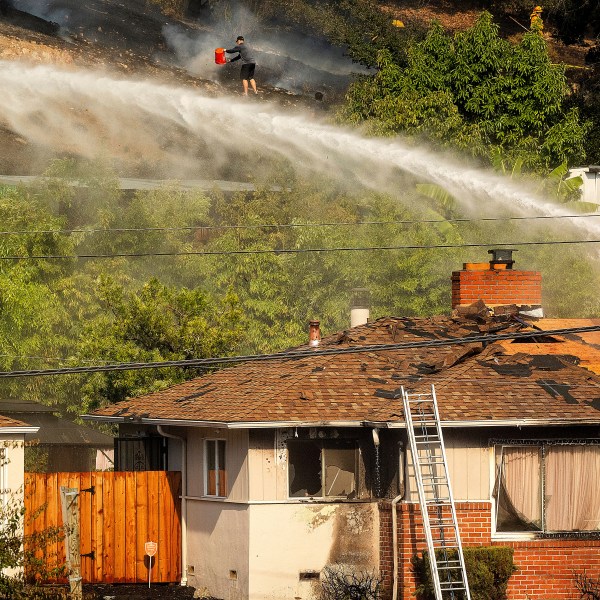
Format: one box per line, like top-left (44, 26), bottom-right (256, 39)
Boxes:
top-left (156, 425), bottom-right (188, 587)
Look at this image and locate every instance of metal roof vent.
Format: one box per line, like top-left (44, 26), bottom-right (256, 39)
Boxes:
top-left (309, 320), bottom-right (321, 347)
top-left (350, 288), bottom-right (370, 328)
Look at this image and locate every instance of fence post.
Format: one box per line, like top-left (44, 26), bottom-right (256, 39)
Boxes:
top-left (60, 486), bottom-right (82, 600)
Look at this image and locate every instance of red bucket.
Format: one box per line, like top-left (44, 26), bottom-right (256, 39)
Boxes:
top-left (215, 48), bottom-right (226, 65)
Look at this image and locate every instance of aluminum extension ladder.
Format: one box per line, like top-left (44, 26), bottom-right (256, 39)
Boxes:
top-left (402, 385), bottom-right (471, 600)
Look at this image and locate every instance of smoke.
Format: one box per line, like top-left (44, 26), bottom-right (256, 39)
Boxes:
top-left (11, 0), bottom-right (168, 52)
top-left (12, 0), bottom-right (70, 26)
top-left (162, 4), bottom-right (369, 95)
top-left (0, 60), bottom-right (596, 245)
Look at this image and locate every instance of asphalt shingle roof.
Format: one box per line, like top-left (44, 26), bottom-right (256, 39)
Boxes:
top-left (88, 311), bottom-right (600, 427)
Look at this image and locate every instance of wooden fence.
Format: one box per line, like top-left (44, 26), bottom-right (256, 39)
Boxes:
top-left (24, 471), bottom-right (182, 584)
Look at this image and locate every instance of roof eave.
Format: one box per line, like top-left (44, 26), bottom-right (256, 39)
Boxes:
top-left (0, 427), bottom-right (40, 434)
top-left (83, 415), bottom-right (600, 429)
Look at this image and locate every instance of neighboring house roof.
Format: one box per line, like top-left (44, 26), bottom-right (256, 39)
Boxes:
top-left (0, 400), bottom-right (113, 446)
top-left (0, 413), bottom-right (38, 433)
top-left (86, 309), bottom-right (600, 429)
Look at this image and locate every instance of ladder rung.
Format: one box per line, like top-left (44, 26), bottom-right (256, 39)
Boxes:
top-left (440, 586), bottom-right (466, 592)
top-left (404, 388), bottom-right (470, 599)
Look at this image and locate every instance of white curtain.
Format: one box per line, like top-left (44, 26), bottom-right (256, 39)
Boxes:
top-left (546, 446), bottom-right (600, 531)
top-left (496, 446), bottom-right (542, 531)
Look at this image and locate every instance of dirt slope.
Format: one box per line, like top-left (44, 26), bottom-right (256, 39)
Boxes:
top-left (0, 1), bottom-right (592, 175)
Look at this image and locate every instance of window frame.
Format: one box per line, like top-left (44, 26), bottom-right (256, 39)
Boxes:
top-left (491, 439), bottom-right (600, 539)
top-left (204, 438), bottom-right (227, 498)
top-left (286, 438), bottom-right (359, 500)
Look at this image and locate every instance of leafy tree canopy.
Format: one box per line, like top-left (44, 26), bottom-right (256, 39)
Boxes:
top-left (341, 12), bottom-right (589, 172)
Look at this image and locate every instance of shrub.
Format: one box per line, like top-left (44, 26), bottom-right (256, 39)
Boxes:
top-left (413, 546), bottom-right (517, 600)
top-left (0, 491), bottom-right (66, 599)
top-left (320, 565), bottom-right (383, 600)
top-left (575, 571), bottom-right (600, 600)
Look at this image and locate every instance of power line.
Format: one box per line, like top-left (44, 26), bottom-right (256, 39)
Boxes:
top-left (1, 213), bottom-right (599, 237)
top-left (1, 239), bottom-right (600, 261)
top-left (0, 324), bottom-right (599, 378)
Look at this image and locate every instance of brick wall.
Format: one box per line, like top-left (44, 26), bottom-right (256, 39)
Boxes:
top-left (379, 501), bottom-right (600, 600)
top-left (451, 267), bottom-right (542, 308)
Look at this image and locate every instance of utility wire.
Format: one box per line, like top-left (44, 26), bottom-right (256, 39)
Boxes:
top-left (1, 213), bottom-right (600, 237)
top-left (1, 239), bottom-right (600, 261)
top-left (0, 324), bottom-right (599, 378)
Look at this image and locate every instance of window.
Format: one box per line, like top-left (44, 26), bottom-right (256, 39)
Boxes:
top-left (493, 443), bottom-right (600, 534)
top-left (288, 440), bottom-right (357, 499)
top-left (205, 439), bottom-right (226, 497)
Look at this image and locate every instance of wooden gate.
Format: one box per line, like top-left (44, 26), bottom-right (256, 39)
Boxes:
top-left (24, 471), bottom-right (182, 584)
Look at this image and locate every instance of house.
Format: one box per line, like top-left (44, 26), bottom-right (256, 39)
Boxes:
top-left (85, 250), bottom-right (600, 600)
top-left (0, 401), bottom-right (114, 472)
top-left (0, 414), bottom-right (38, 507)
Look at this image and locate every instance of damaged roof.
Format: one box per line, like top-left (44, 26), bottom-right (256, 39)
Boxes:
top-left (86, 305), bottom-right (600, 428)
top-left (501, 318), bottom-right (600, 375)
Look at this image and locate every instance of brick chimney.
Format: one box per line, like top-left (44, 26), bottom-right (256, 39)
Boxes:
top-left (451, 249), bottom-right (543, 316)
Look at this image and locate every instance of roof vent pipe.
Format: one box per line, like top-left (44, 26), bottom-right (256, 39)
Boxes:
top-left (488, 248), bottom-right (516, 269)
top-left (309, 320), bottom-right (321, 347)
top-left (350, 288), bottom-right (370, 328)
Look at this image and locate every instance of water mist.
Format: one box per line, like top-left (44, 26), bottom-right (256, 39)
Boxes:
top-left (0, 60), bottom-right (597, 242)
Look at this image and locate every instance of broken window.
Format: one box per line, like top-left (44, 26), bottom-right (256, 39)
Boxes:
top-left (205, 439), bottom-right (226, 497)
top-left (494, 443), bottom-right (600, 533)
top-left (288, 440), bottom-right (357, 499)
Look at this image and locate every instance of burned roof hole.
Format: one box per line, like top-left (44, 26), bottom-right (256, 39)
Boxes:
top-left (312, 366), bottom-right (325, 372)
top-left (484, 362), bottom-right (532, 377)
top-left (374, 388), bottom-right (402, 400)
top-left (530, 356), bottom-right (568, 371)
top-left (511, 335), bottom-right (562, 343)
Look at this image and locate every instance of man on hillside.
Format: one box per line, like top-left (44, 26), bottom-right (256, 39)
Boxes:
top-left (226, 36), bottom-right (258, 96)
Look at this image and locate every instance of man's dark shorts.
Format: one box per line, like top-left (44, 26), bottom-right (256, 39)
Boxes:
top-left (240, 63), bottom-right (256, 80)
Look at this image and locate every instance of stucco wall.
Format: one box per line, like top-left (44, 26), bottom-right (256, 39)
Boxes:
top-left (2, 433), bottom-right (25, 500)
top-left (1, 433), bottom-right (25, 579)
top-left (186, 500), bottom-right (250, 599)
top-left (248, 502), bottom-right (379, 600)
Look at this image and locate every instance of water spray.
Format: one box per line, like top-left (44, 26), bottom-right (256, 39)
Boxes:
top-left (0, 60), bottom-right (597, 241)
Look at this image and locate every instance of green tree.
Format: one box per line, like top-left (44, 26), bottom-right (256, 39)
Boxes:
top-left (341, 12), bottom-right (588, 172)
top-left (64, 277), bottom-right (244, 413)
